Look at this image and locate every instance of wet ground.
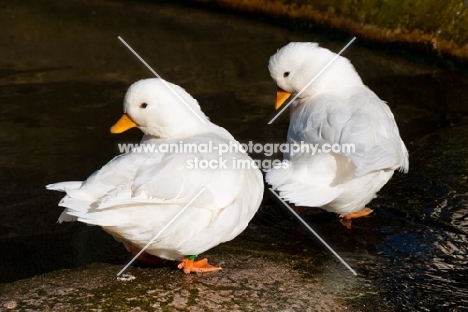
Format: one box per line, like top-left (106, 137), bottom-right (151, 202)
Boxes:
top-left (0, 0), bottom-right (468, 311)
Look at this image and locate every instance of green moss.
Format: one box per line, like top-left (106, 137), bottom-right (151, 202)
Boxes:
top-left (191, 0), bottom-right (468, 59)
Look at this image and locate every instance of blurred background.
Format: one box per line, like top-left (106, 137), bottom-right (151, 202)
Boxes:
top-left (0, 0), bottom-right (467, 310)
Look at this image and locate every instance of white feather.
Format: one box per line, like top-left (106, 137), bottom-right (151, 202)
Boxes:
top-left (47, 78), bottom-right (264, 260)
top-left (266, 42), bottom-right (408, 214)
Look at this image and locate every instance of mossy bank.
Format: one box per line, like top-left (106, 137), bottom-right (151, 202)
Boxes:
top-left (190, 0), bottom-right (468, 61)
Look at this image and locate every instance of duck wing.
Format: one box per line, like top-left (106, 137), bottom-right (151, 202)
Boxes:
top-left (288, 87), bottom-right (408, 176)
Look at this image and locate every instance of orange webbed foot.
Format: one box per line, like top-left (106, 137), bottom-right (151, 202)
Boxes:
top-left (339, 207), bottom-right (373, 229)
top-left (177, 257), bottom-right (221, 274)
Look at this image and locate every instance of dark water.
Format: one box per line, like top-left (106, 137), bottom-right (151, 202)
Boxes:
top-left (0, 0), bottom-right (467, 310)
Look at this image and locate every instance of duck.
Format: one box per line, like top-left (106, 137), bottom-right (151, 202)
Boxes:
top-left (47, 78), bottom-right (264, 273)
top-left (265, 42), bottom-right (409, 228)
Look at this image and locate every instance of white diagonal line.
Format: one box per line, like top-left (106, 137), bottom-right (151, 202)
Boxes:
top-left (268, 37), bottom-right (356, 124)
top-left (117, 187), bottom-right (206, 276)
top-left (268, 188), bottom-right (357, 276)
top-left (118, 36), bottom-right (207, 125)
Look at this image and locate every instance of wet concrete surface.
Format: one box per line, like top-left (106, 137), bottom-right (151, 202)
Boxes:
top-left (0, 0), bottom-right (468, 311)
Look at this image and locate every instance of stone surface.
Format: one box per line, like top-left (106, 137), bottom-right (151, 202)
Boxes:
top-left (0, 242), bottom-right (354, 311)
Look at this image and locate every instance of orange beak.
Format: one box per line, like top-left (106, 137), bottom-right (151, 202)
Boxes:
top-left (110, 113), bottom-right (138, 134)
top-left (275, 87), bottom-right (292, 110)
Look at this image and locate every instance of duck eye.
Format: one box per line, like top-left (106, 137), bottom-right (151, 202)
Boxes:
top-left (283, 72), bottom-right (290, 78)
top-left (140, 103), bottom-right (148, 109)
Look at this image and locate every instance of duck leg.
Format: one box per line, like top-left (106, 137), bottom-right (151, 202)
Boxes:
top-left (294, 205), bottom-right (324, 215)
top-left (178, 255), bottom-right (221, 274)
top-left (130, 244), bottom-right (165, 265)
top-left (339, 207), bottom-right (373, 229)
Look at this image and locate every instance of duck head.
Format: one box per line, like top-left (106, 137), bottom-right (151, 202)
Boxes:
top-left (268, 42), bottom-right (363, 109)
top-left (111, 78), bottom-right (210, 139)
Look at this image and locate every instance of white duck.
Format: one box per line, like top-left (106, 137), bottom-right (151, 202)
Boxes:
top-left (47, 78), bottom-right (264, 273)
top-left (265, 42), bottom-right (408, 228)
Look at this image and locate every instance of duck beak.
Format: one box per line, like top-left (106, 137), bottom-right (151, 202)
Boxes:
top-left (110, 113), bottom-right (138, 134)
top-left (275, 87), bottom-right (292, 110)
